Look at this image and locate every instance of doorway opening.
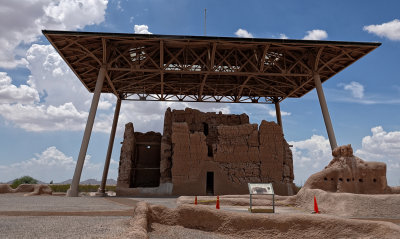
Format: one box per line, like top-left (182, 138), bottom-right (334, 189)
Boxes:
top-left (203, 122), bottom-right (209, 136)
top-left (206, 171), bottom-right (214, 195)
top-left (131, 143), bottom-right (161, 188)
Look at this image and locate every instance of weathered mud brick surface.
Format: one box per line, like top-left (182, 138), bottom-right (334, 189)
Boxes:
top-left (303, 144), bottom-right (400, 194)
top-left (117, 107), bottom-right (298, 196)
top-left (117, 123), bottom-right (135, 188)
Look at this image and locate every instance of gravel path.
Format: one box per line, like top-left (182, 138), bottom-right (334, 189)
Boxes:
top-left (0, 194), bottom-right (136, 238)
top-left (127, 197), bottom-right (178, 208)
top-left (0, 194), bottom-right (131, 212)
top-left (0, 216), bottom-right (130, 239)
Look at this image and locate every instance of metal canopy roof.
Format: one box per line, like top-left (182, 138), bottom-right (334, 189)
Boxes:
top-left (43, 30), bottom-right (380, 104)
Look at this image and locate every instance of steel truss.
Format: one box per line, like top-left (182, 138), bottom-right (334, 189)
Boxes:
top-left (43, 31), bottom-right (380, 104)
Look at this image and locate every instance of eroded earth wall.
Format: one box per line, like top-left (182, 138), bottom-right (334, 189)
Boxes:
top-left (117, 108), bottom-right (296, 196)
top-left (303, 144), bottom-right (400, 194)
top-left (168, 108), bottom-right (296, 196)
top-left (117, 122), bottom-right (135, 189)
top-left (160, 108), bottom-right (249, 183)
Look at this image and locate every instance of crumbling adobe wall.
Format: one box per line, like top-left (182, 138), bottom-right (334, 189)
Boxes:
top-left (118, 107), bottom-right (296, 196)
top-left (215, 121), bottom-right (294, 192)
top-left (170, 110), bottom-right (296, 196)
top-left (303, 144), bottom-right (400, 194)
top-left (171, 122), bottom-right (248, 195)
top-left (117, 122), bottom-right (162, 195)
top-left (160, 108), bottom-right (249, 183)
top-left (117, 123), bottom-right (135, 189)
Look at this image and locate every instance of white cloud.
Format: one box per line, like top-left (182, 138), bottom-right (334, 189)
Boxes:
top-left (355, 126), bottom-right (400, 185)
top-left (363, 19), bottom-right (400, 41)
top-left (288, 135), bottom-right (332, 184)
top-left (279, 33), bottom-right (288, 39)
top-left (26, 44), bottom-right (91, 107)
top-left (303, 29), bottom-right (328, 40)
top-left (0, 72), bottom-right (39, 104)
top-left (134, 24), bottom-right (152, 34)
top-left (268, 109), bottom-right (291, 117)
top-left (235, 28), bottom-right (254, 38)
top-left (356, 126), bottom-right (400, 160)
top-left (0, 146), bottom-right (115, 183)
top-left (0, 0), bottom-right (108, 68)
top-left (0, 103), bottom-right (87, 132)
top-left (0, 43), bottom-right (115, 133)
top-left (340, 81), bottom-right (364, 99)
top-left (98, 99), bottom-right (113, 110)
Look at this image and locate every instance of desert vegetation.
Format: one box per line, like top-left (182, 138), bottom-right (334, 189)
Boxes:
top-left (10, 176), bottom-right (38, 189)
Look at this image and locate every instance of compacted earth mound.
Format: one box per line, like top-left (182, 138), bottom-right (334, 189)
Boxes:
top-left (303, 144), bottom-right (400, 194)
top-left (127, 202), bottom-right (400, 239)
top-left (293, 144), bottom-right (400, 218)
top-left (0, 184), bottom-right (52, 196)
top-left (295, 188), bottom-right (400, 218)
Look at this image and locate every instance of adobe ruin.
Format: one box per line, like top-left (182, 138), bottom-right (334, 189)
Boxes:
top-left (117, 108), bottom-right (297, 196)
top-left (303, 144), bottom-right (400, 194)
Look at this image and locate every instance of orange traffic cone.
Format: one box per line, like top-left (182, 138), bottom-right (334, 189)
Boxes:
top-left (195, 196), bottom-right (197, 205)
top-left (216, 195), bottom-right (220, 209)
top-left (313, 196), bottom-right (319, 213)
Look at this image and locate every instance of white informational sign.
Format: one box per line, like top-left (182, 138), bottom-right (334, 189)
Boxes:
top-left (248, 183), bottom-right (274, 195)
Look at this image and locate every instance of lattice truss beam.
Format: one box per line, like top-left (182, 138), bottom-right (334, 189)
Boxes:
top-left (44, 31), bottom-right (379, 104)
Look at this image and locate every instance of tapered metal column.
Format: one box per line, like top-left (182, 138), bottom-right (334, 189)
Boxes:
top-left (96, 97), bottom-right (121, 196)
top-left (314, 72), bottom-right (338, 150)
top-left (67, 66), bottom-right (106, 197)
top-left (274, 98), bottom-right (283, 130)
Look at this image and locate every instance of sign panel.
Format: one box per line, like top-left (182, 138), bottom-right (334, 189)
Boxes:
top-left (248, 183), bottom-right (274, 195)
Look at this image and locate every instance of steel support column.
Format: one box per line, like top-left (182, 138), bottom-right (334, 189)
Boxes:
top-left (274, 98), bottom-right (283, 130)
top-left (67, 66), bottom-right (106, 197)
top-left (96, 97), bottom-right (122, 196)
top-left (314, 72), bottom-right (338, 150)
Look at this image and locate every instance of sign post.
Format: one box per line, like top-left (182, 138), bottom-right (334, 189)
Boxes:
top-left (248, 183), bottom-right (275, 213)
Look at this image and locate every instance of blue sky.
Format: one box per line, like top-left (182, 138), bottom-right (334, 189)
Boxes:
top-left (0, 0), bottom-right (399, 186)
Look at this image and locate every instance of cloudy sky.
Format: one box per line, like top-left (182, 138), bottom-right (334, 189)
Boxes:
top-left (0, 0), bottom-right (399, 186)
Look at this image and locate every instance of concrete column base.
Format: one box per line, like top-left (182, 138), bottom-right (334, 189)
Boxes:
top-left (94, 189), bottom-right (107, 197)
top-left (66, 188), bottom-right (79, 197)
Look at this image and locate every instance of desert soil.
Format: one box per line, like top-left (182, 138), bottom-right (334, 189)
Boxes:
top-left (1, 191), bottom-right (400, 238)
top-left (0, 193), bottom-right (138, 238)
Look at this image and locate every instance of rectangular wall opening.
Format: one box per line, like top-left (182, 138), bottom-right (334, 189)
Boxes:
top-left (131, 143), bottom-right (161, 188)
top-left (206, 171), bottom-right (214, 196)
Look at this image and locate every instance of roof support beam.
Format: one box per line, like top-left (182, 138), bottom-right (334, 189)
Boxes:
top-left (236, 75), bottom-right (252, 102)
top-left (160, 40), bottom-right (164, 100)
top-left (273, 97), bottom-right (283, 132)
top-left (198, 74), bottom-right (208, 101)
top-left (260, 44), bottom-right (270, 72)
top-left (314, 72), bottom-right (338, 151)
top-left (67, 66), bottom-right (106, 197)
top-left (105, 72), bottom-right (119, 99)
top-left (96, 97), bottom-right (121, 196)
top-left (210, 42), bottom-right (216, 70)
top-left (43, 31), bottom-right (380, 103)
top-left (107, 67), bottom-right (310, 77)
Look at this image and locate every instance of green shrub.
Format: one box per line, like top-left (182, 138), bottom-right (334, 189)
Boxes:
top-left (48, 184), bottom-right (70, 192)
top-left (11, 176), bottom-right (38, 189)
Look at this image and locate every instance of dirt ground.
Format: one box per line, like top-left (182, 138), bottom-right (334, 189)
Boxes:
top-left (1, 191), bottom-right (400, 238)
top-left (0, 194), bottom-right (137, 238)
